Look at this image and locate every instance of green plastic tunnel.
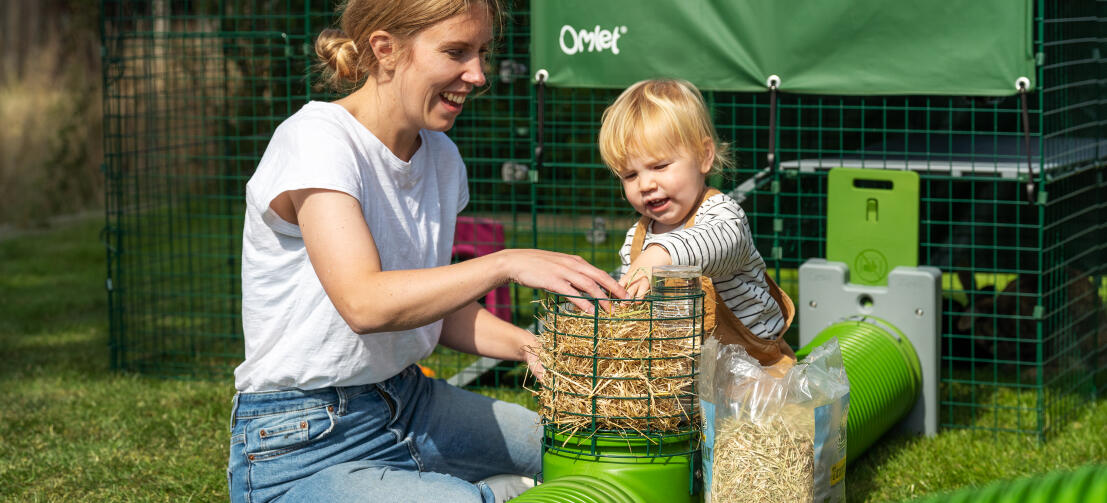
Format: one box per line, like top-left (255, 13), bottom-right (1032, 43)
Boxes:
top-left (906, 464), bottom-right (1107, 502)
top-left (796, 316), bottom-right (923, 463)
top-left (509, 475), bottom-right (640, 503)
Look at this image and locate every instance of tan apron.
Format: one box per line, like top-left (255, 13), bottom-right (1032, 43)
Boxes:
top-left (629, 187), bottom-right (797, 368)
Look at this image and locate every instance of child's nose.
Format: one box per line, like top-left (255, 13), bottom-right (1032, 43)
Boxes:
top-left (637, 173), bottom-right (656, 191)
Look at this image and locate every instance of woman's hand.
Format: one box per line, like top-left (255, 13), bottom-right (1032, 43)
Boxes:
top-left (441, 302), bottom-right (548, 382)
top-left (498, 249), bottom-right (627, 312)
top-left (619, 245), bottom-right (673, 299)
top-left (523, 344), bottom-right (546, 384)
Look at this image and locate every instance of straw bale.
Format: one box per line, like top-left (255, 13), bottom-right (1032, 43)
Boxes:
top-left (532, 301), bottom-right (701, 433)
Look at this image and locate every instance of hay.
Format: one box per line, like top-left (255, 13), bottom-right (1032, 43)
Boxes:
top-left (708, 407), bottom-right (815, 502)
top-left (531, 300), bottom-right (701, 433)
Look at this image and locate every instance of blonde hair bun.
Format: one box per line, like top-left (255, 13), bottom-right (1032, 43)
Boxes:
top-left (315, 28), bottom-right (361, 84)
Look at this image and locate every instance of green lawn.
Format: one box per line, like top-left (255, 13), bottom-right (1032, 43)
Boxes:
top-left (1, 215), bottom-right (1103, 502)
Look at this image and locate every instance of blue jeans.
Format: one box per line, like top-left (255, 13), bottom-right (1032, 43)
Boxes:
top-left (227, 364), bottom-right (541, 502)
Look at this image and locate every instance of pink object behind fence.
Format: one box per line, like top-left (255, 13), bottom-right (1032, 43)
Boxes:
top-left (453, 216), bottom-right (511, 323)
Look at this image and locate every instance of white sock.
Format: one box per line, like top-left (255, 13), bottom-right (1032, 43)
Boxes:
top-left (479, 473), bottom-right (537, 502)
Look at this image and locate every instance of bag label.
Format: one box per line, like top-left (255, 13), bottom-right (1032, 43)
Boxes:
top-left (813, 392), bottom-right (849, 502)
top-left (700, 399), bottom-right (716, 492)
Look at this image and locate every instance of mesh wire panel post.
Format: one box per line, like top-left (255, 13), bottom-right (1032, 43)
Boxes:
top-left (102, 0), bottom-right (332, 378)
top-left (745, 0), bottom-right (1107, 439)
top-left (100, 0), bottom-right (540, 389)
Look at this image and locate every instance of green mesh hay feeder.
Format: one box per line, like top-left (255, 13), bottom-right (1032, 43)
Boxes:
top-left (523, 286), bottom-right (705, 502)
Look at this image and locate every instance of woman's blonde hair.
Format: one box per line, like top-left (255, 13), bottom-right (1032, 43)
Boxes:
top-left (315, 0), bottom-right (502, 91)
top-left (599, 79), bottom-right (733, 176)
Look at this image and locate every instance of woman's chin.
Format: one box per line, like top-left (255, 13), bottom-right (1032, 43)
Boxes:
top-left (425, 117), bottom-right (458, 132)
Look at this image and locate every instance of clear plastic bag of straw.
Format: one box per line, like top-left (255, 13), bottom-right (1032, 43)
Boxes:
top-left (699, 337), bottom-right (850, 503)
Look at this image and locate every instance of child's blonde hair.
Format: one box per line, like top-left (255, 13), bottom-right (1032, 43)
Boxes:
top-left (599, 79), bottom-right (733, 176)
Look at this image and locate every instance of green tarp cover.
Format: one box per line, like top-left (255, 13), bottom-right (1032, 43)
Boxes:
top-left (530, 0), bottom-right (1035, 95)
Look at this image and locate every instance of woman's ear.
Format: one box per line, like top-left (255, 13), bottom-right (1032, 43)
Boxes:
top-left (699, 137), bottom-right (715, 175)
top-left (368, 30), bottom-right (398, 71)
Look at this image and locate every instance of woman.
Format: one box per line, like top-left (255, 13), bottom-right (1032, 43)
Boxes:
top-left (227, 1), bottom-right (625, 501)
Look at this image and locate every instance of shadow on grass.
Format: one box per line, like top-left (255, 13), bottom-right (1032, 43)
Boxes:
top-left (0, 216), bottom-right (109, 380)
top-left (0, 326), bottom-right (108, 379)
top-left (846, 433), bottom-right (918, 502)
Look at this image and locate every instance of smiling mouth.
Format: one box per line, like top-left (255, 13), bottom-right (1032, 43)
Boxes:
top-left (645, 198), bottom-right (669, 210)
top-left (441, 92), bottom-right (467, 107)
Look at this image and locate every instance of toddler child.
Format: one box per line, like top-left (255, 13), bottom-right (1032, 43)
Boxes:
top-left (599, 78), bottom-right (796, 374)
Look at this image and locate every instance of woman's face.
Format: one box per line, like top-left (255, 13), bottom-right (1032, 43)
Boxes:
top-left (392, 6), bottom-right (491, 133)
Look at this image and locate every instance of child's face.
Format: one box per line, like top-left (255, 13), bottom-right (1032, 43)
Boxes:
top-left (619, 141), bottom-right (713, 233)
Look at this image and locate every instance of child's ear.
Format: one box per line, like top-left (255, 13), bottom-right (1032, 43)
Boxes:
top-left (699, 137), bottom-right (715, 175)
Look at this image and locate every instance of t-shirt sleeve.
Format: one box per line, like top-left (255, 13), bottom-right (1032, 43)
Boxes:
top-left (270, 118), bottom-right (363, 203)
top-left (644, 195), bottom-right (751, 278)
top-left (252, 117), bottom-right (361, 208)
top-left (247, 117), bottom-right (364, 237)
top-left (457, 158), bottom-right (470, 214)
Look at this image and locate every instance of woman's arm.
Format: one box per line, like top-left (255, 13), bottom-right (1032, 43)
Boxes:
top-left (440, 301), bottom-right (544, 380)
top-left (291, 188), bottom-right (624, 334)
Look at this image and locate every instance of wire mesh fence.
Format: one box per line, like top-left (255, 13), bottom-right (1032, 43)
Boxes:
top-left (102, 0), bottom-right (1105, 437)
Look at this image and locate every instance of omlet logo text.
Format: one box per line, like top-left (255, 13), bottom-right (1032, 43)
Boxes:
top-left (559, 25), bottom-right (628, 55)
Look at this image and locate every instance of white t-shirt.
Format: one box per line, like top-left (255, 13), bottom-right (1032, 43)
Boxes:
top-left (235, 101), bottom-right (469, 392)
top-left (615, 193), bottom-right (785, 340)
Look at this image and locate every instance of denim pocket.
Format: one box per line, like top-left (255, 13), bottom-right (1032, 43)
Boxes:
top-left (375, 386), bottom-right (398, 425)
top-left (244, 405), bottom-right (336, 461)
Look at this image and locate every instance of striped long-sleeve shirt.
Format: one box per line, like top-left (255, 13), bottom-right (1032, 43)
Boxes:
top-left (615, 193), bottom-right (785, 340)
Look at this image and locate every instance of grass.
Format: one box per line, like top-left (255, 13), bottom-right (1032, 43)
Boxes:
top-left (0, 216), bottom-right (227, 501)
top-left (852, 410), bottom-right (1107, 501)
top-left (1, 214), bottom-right (1104, 502)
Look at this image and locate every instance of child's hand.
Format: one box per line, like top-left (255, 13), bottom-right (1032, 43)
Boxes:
top-left (621, 267), bottom-right (652, 299)
top-left (619, 245), bottom-right (673, 299)
top-left (765, 354), bottom-right (797, 378)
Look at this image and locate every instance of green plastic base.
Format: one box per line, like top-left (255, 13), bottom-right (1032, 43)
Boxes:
top-left (523, 431), bottom-right (700, 503)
